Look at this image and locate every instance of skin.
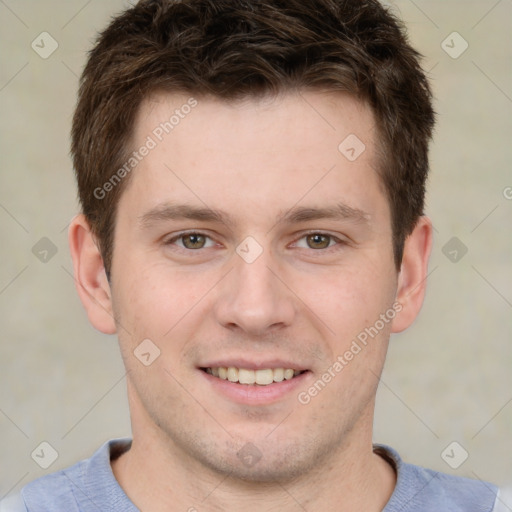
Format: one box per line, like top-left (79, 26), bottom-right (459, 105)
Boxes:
top-left (69, 90), bottom-right (432, 511)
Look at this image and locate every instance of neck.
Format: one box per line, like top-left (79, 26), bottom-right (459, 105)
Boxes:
top-left (112, 398), bottom-right (396, 511)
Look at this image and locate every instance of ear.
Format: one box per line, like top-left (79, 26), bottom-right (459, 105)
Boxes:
top-left (391, 216), bottom-right (433, 333)
top-left (68, 214), bottom-right (117, 334)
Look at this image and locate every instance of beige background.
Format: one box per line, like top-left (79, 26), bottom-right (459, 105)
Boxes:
top-left (0, 0), bottom-right (511, 498)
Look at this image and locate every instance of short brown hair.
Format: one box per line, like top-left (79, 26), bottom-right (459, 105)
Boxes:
top-left (71, 0), bottom-right (435, 274)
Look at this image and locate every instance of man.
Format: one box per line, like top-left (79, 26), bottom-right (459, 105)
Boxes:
top-left (1, 0), bottom-right (509, 510)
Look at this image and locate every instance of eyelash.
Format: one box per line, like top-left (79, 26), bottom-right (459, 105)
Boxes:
top-left (164, 230), bottom-right (346, 253)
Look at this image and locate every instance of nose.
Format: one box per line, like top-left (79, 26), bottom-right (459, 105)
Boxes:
top-left (213, 247), bottom-right (296, 337)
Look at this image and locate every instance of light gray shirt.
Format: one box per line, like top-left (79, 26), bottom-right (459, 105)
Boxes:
top-left (1, 439), bottom-right (509, 511)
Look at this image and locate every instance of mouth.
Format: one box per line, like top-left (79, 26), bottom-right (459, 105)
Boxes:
top-left (200, 367), bottom-right (308, 386)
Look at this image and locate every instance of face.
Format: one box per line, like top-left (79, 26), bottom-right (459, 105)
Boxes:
top-left (108, 90), bottom-right (400, 481)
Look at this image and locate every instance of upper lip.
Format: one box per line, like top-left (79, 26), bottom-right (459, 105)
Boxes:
top-left (199, 359), bottom-right (309, 371)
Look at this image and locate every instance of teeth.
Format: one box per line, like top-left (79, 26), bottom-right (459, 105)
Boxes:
top-left (205, 366), bottom-right (303, 385)
top-left (273, 368), bottom-right (284, 382)
top-left (238, 368), bottom-right (255, 384)
top-left (227, 367), bottom-right (238, 382)
top-left (255, 369), bottom-right (273, 385)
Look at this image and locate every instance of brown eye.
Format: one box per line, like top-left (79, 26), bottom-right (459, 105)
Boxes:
top-left (182, 234), bottom-right (207, 249)
top-left (306, 234), bottom-right (332, 249)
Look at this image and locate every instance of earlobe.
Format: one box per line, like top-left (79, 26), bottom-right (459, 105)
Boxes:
top-left (68, 214), bottom-right (117, 335)
top-left (391, 216), bottom-right (433, 333)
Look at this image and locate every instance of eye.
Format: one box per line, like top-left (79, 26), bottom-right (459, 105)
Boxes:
top-left (166, 232), bottom-right (216, 250)
top-left (294, 233), bottom-right (341, 250)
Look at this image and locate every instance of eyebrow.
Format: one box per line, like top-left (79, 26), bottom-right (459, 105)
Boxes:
top-left (138, 201), bottom-right (370, 229)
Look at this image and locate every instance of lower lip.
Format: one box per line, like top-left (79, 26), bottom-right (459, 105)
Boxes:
top-left (199, 369), bottom-right (311, 405)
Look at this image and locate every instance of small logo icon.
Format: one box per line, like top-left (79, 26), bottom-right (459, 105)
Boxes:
top-left (134, 338), bottom-right (161, 366)
top-left (441, 441), bottom-right (469, 469)
top-left (32, 237), bottom-right (58, 263)
top-left (442, 236), bottom-right (468, 263)
top-left (236, 236), bottom-right (263, 264)
top-left (338, 134), bottom-right (366, 162)
top-left (31, 32), bottom-right (59, 59)
top-left (237, 442), bottom-right (262, 467)
top-left (441, 32), bottom-right (468, 59)
top-left (31, 441), bottom-right (59, 469)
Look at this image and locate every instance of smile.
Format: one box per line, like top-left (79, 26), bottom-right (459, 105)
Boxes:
top-left (201, 367), bottom-right (306, 386)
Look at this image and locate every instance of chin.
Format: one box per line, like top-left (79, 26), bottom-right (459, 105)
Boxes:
top-left (179, 433), bottom-right (332, 484)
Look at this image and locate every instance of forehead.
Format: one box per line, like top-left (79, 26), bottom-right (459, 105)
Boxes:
top-left (121, 89), bottom-right (385, 225)
top-left (135, 89), bottom-right (376, 150)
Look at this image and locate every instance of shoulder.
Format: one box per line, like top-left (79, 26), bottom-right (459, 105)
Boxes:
top-left (1, 438), bottom-right (133, 512)
top-left (0, 469), bottom-right (77, 512)
top-left (22, 457), bottom-right (92, 511)
top-left (399, 463), bottom-right (498, 509)
top-left (375, 444), bottom-right (500, 512)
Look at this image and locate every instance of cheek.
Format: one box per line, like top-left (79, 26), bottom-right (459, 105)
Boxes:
top-left (297, 262), bottom-right (395, 339)
top-left (297, 266), bottom-right (395, 409)
top-left (112, 258), bottom-right (217, 343)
